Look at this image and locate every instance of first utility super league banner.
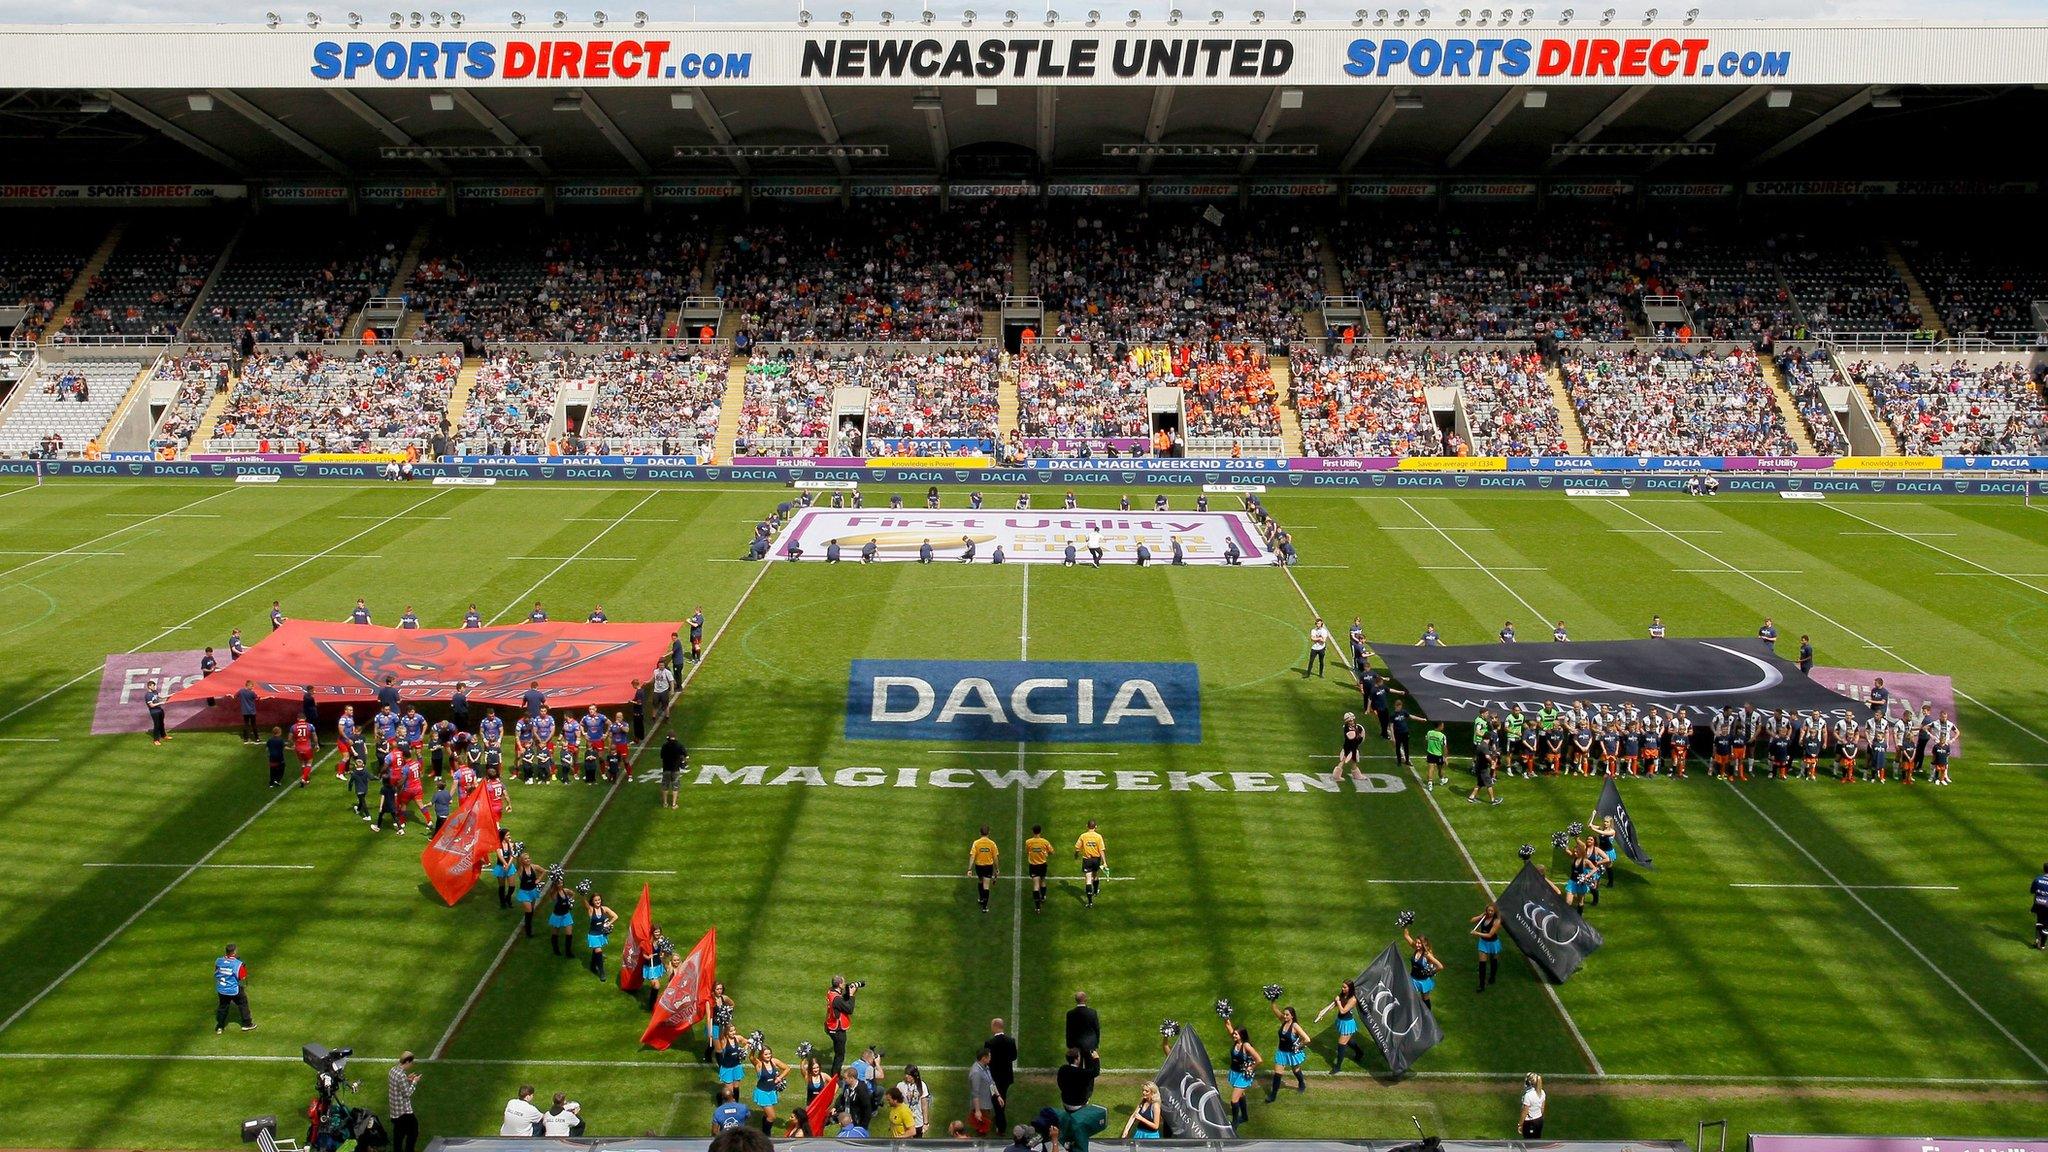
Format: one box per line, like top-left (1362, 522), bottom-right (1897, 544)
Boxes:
top-left (1372, 637), bottom-right (1856, 729)
top-left (772, 508), bottom-right (1272, 565)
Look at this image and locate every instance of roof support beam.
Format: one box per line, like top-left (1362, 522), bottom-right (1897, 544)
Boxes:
top-left (209, 88), bottom-right (349, 177)
top-left (1338, 92), bottom-right (1399, 173)
top-left (1137, 87), bottom-right (1174, 175)
top-left (800, 85), bottom-right (852, 177)
top-left (1645, 84), bottom-right (1766, 172)
top-left (687, 88), bottom-right (749, 177)
top-left (1236, 86), bottom-right (1288, 175)
top-left (1749, 86), bottom-right (1877, 168)
top-left (577, 92), bottom-right (650, 176)
top-left (102, 90), bottom-right (249, 177)
top-left (1445, 86), bottom-right (1526, 169)
top-left (1035, 88), bottom-right (1057, 167)
top-left (449, 88), bottom-right (549, 175)
top-left (325, 89), bottom-right (448, 176)
top-left (920, 96), bottom-right (951, 175)
top-left (1545, 84), bottom-right (1652, 169)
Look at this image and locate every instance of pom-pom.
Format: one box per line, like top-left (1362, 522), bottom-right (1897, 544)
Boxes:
top-left (796, 1041), bottom-right (815, 1060)
top-left (1396, 910), bottom-right (1417, 928)
top-left (575, 878), bottom-right (592, 895)
top-left (1160, 1020), bottom-right (1180, 1038)
top-left (1567, 821), bottom-right (1585, 838)
top-left (715, 1003), bottom-right (735, 1026)
top-left (1214, 998), bottom-right (1233, 1019)
top-left (1262, 984), bottom-right (1283, 1002)
top-left (1518, 844), bottom-right (1536, 861)
top-left (1551, 831), bottom-right (1570, 850)
top-left (546, 862), bottom-right (566, 886)
top-left (747, 1029), bottom-right (766, 1052)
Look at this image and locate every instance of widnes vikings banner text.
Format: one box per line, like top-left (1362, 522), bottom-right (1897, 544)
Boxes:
top-left (1372, 637), bottom-right (1856, 728)
top-left (1595, 776), bottom-right (1654, 869)
top-left (1355, 941), bottom-right (1443, 1075)
top-left (164, 620), bottom-right (679, 708)
top-left (1154, 1028), bottom-right (1234, 1139)
top-left (1499, 861), bottom-right (1603, 983)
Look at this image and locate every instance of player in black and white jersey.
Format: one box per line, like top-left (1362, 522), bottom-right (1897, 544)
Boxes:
top-left (1928, 712), bottom-right (1956, 786)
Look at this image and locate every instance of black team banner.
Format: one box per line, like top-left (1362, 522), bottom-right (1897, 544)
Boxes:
top-left (1368, 637), bottom-right (1855, 729)
top-left (1155, 1027), bottom-right (1235, 1138)
top-left (1355, 942), bottom-right (1443, 1076)
top-left (1596, 776), bottom-right (1654, 869)
top-left (1500, 861), bottom-right (1604, 983)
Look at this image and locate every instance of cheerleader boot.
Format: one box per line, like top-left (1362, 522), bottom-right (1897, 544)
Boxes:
top-left (1294, 1069), bottom-right (1306, 1093)
top-left (1264, 1074), bottom-right (1281, 1104)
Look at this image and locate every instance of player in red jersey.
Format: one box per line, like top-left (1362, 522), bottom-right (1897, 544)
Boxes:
top-left (290, 717), bottom-right (317, 786)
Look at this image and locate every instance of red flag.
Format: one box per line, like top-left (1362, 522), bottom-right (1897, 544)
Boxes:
top-left (639, 927), bottom-right (716, 1050)
top-left (618, 884), bottom-right (654, 992)
top-left (420, 786), bottom-right (500, 906)
top-left (788, 1074), bottom-right (837, 1138)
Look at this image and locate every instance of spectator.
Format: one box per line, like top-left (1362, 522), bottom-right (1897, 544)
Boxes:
top-left (1518, 1072), bottom-right (1547, 1137)
top-left (541, 1093), bottom-right (582, 1137)
top-left (499, 1086), bottom-right (544, 1136)
top-left (386, 1053), bottom-right (420, 1152)
top-left (1562, 346), bottom-right (1795, 456)
top-left (1854, 358), bottom-right (2046, 455)
top-left (967, 1046), bottom-right (999, 1136)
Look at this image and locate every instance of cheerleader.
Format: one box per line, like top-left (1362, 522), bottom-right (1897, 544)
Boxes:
top-left (1312, 980), bottom-right (1368, 1073)
top-left (706, 981), bottom-right (736, 1054)
top-left (1120, 1082), bottom-right (1162, 1140)
top-left (491, 832), bottom-right (518, 909)
top-left (546, 875), bottom-right (577, 957)
top-left (584, 891), bottom-right (614, 979)
top-left (713, 1029), bottom-right (749, 1097)
top-left (1264, 1003), bottom-right (1309, 1101)
top-left (1223, 1023), bottom-right (1260, 1126)
top-left (1401, 928), bottom-right (1441, 1012)
top-left (1471, 902), bottom-right (1502, 991)
top-left (802, 1053), bottom-right (829, 1108)
top-left (752, 1045), bottom-right (791, 1135)
top-left (1584, 835), bottom-right (1612, 906)
top-left (642, 930), bottom-right (675, 1011)
top-left (1591, 816), bottom-right (1618, 889)
top-left (514, 853), bottom-right (544, 938)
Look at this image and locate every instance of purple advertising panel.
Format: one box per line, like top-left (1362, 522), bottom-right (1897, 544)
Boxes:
top-left (93, 648), bottom-right (300, 736)
top-left (1808, 665), bottom-right (1963, 756)
top-left (1720, 456), bottom-right (1841, 470)
top-left (730, 457), bottom-right (870, 467)
top-left (1751, 1138), bottom-right (2048, 1152)
top-left (1021, 438), bottom-right (1150, 454)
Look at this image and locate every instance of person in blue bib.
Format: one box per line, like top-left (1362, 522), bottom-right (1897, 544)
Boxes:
top-left (1402, 927), bottom-right (1442, 1013)
top-left (712, 1085), bottom-right (750, 1133)
top-left (1265, 1002), bottom-right (1310, 1101)
top-left (1471, 902), bottom-right (1503, 991)
top-left (212, 944), bottom-right (254, 1035)
top-left (1313, 980), bottom-right (1367, 1073)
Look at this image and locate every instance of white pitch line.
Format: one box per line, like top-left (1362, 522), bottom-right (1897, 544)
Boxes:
top-left (1676, 568), bottom-right (1804, 575)
top-left (1611, 528), bottom-right (1721, 534)
top-left (1828, 505), bottom-right (2048, 599)
top-left (0, 489), bottom-right (454, 729)
top-left (486, 491), bottom-right (661, 625)
top-left (1603, 499), bottom-right (2048, 1077)
top-left (430, 554), bottom-right (773, 1061)
top-left (102, 512), bottom-right (221, 518)
top-left (340, 514), bottom-right (452, 520)
top-left (504, 555), bottom-right (640, 562)
top-left (1279, 560), bottom-right (1604, 1078)
top-left (1380, 525), bottom-right (1495, 532)
top-left (0, 486), bottom-right (234, 581)
top-left (1936, 572), bottom-right (2048, 578)
top-left (0, 549), bottom-right (125, 557)
top-left (1421, 565), bottom-right (1547, 572)
top-left (1368, 878), bottom-right (1508, 886)
top-left (1395, 497), bottom-right (1551, 625)
top-left (1989, 762), bottom-right (2048, 767)
top-left (0, 737), bottom-right (60, 743)
top-left (1838, 530), bottom-right (1957, 537)
top-left (253, 552), bottom-right (381, 560)
top-left (576, 869), bottom-right (680, 875)
top-left (82, 862), bottom-right (314, 871)
top-left (1010, 563), bottom-right (1029, 1036)
top-left (924, 749), bottom-right (1120, 757)
top-left (569, 516), bottom-right (677, 523)
top-left (1730, 883), bottom-right (1958, 891)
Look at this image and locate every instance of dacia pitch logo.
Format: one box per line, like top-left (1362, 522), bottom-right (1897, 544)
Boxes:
top-left (845, 659), bottom-right (1200, 745)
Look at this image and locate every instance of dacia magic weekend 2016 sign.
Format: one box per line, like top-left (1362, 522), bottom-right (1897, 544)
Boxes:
top-left (846, 660), bottom-right (1201, 745)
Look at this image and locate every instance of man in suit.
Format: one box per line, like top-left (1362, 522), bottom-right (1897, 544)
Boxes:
top-left (1064, 991), bottom-right (1100, 1074)
top-left (984, 1019), bottom-right (1018, 1131)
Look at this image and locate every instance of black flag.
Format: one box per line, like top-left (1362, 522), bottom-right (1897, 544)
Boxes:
top-left (1595, 776), bottom-right (1653, 869)
top-left (1500, 860), bottom-right (1604, 983)
top-left (1154, 1027), bottom-right (1235, 1138)
top-left (1354, 942), bottom-right (1443, 1076)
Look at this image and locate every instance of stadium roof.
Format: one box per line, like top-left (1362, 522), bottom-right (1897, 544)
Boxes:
top-left (5, 20), bottom-right (2048, 185)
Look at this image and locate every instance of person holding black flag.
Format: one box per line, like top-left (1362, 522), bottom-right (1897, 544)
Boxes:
top-left (825, 975), bottom-right (860, 1074)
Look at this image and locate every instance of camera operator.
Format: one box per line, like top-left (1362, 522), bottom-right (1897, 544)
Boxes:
top-left (385, 1052), bottom-right (420, 1152)
top-left (824, 975), bottom-right (863, 1073)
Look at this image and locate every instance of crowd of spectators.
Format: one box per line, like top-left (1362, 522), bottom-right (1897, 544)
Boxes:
top-left (737, 349), bottom-right (999, 454)
top-left (411, 215), bottom-right (711, 345)
top-left (1852, 358), bottom-right (2048, 455)
top-left (1561, 346), bottom-right (1797, 456)
top-left (1900, 239), bottom-right (2048, 338)
top-left (211, 349), bottom-right (457, 453)
top-left (186, 216), bottom-right (404, 344)
top-left (1337, 211), bottom-right (1634, 342)
top-left (1178, 344), bottom-right (1283, 442)
top-left (149, 349), bottom-right (233, 455)
top-left (1014, 347), bottom-right (1159, 444)
top-left (736, 357), bottom-right (838, 453)
top-left (1452, 347), bottom-right (1564, 457)
top-left (61, 214), bottom-right (234, 339)
top-left (1776, 348), bottom-right (1846, 456)
top-left (1033, 208), bottom-right (1323, 347)
top-left (1632, 229), bottom-right (1803, 343)
top-left (0, 213), bottom-right (99, 341)
top-left (579, 346), bottom-right (730, 453)
top-left (863, 348), bottom-right (1001, 442)
top-left (719, 205), bottom-right (1008, 343)
top-left (457, 350), bottom-right (567, 453)
top-left (1779, 238), bottom-right (1922, 336)
top-left (1290, 348), bottom-right (1438, 457)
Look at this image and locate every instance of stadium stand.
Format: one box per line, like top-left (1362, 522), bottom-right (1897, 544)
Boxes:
top-left (1779, 236), bottom-right (1922, 336)
top-left (186, 213), bottom-right (408, 343)
top-left (1850, 357), bottom-right (2048, 454)
top-left (456, 349), bottom-right (574, 455)
top-left (1289, 347), bottom-right (1440, 458)
top-left (577, 345), bottom-right (731, 455)
top-left (59, 212), bottom-right (235, 339)
top-left (1032, 207), bottom-right (1324, 347)
top-left (738, 347), bottom-right (998, 454)
top-left (720, 205), bottom-right (1008, 343)
top-left (1637, 228), bottom-right (1803, 342)
top-left (0, 357), bottom-right (146, 457)
top-left (208, 349), bottom-right (457, 453)
top-left (1900, 239), bottom-right (2048, 338)
top-left (148, 348), bottom-right (233, 455)
top-left (0, 212), bottom-right (103, 342)
top-left (1776, 348), bottom-right (1848, 456)
top-left (1561, 345), bottom-right (1797, 456)
top-left (1015, 346), bottom-right (1157, 447)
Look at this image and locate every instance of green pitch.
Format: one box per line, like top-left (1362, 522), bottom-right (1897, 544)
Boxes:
top-left (0, 477), bottom-right (2045, 1149)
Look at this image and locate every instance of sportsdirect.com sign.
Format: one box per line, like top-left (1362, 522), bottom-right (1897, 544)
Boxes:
top-left (846, 659), bottom-right (1201, 745)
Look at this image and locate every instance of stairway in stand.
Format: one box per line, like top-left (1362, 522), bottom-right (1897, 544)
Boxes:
top-left (1757, 352), bottom-right (1818, 454)
top-left (1269, 352), bottom-right (1303, 457)
top-left (187, 363), bottom-right (242, 455)
top-left (1011, 233), bottom-right (1033, 296)
top-left (1365, 309), bottom-right (1387, 341)
top-left (1881, 238), bottom-right (1944, 337)
top-left (711, 355), bottom-right (749, 464)
top-left (1545, 364), bottom-right (1589, 454)
top-left (1843, 363), bottom-right (1902, 454)
top-left (445, 355), bottom-right (482, 435)
top-left (348, 218), bottom-right (435, 340)
top-left (43, 221), bottom-right (125, 339)
top-left (997, 357), bottom-right (1021, 442)
top-left (1314, 227), bottom-right (1344, 296)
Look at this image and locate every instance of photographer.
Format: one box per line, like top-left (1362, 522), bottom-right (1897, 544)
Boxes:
top-left (824, 975), bottom-right (861, 1073)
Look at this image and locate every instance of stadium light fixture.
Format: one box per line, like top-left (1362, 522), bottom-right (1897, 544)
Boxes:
top-left (1087, 9), bottom-right (1101, 24)
top-left (671, 92), bottom-right (695, 109)
top-left (976, 86), bottom-right (998, 103)
top-left (1599, 7), bottom-right (1613, 22)
top-left (1641, 7), bottom-right (1655, 23)
top-left (383, 144), bottom-right (544, 158)
top-left (1683, 6), bottom-right (1696, 22)
top-left (1392, 92), bottom-right (1424, 110)
top-left (1519, 8), bottom-right (1532, 22)
top-left (920, 6), bottom-right (934, 21)
top-left (1393, 8), bottom-right (1407, 24)
top-left (1416, 7), bottom-right (1430, 23)
top-left (449, 9), bottom-right (464, 24)
top-left (796, 7), bottom-right (811, 22)
top-left (674, 143), bottom-right (891, 158)
top-left (78, 96), bottom-right (111, 113)
top-left (552, 8), bottom-right (567, 24)
top-left (265, 10), bottom-right (280, 26)
top-left (911, 92), bottom-right (943, 110)
top-left (1766, 88), bottom-right (1791, 107)
top-left (634, 8), bottom-right (646, 22)
top-left (408, 10), bottom-right (422, 25)
top-left (1522, 88), bottom-right (1546, 108)
top-left (427, 10), bottom-right (442, 26)
top-left (1250, 8), bottom-right (1264, 22)
top-left (591, 9), bottom-right (605, 24)
top-left (960, 8), bottom-right (973, 23)
top-left (1209, 9), bottom-right (1223, 22)
top-left (1456, 8), bottom-right (1468, 23)
top-left (1279, 87), bottom-right (1302, 108)
top-left (1126, 6), bottom-right (1139, 19)
top-left (186, 93), bottom-right (215, 111)
top-left (1870, 92), bottom-right (1902, 108)
top-left (1102, 142), bottom-right (1318, 157)
top-left (1557, 6), bottom-right (1571, 21)
top-left (429, 91), bottom-right (455, 110)
top-left (1001, 8), bottom-right (1015, 22)
top-left (879, 8), bottom-right (892, 20)
top-left (1552, 140), bottom-right (1714, 156)
top-left (1291, 7), bottom-right (1305, 20)
top-left (307, 10), bottom-right (323, 25)
top-left (346, 9), bottom-right (361, 24)
top-left (552, 92), bottom-right (583, 111)
top-left (386, 10), bottom-right (401, 25)
top-left (1047, 10), bottom-right (1060, 24)
top-left (509, 9), bottom-right (524, 24)
top-left (839, 9), bottom-right (854, 23)
top-left (1167, 7), bottom-right (1181, 22)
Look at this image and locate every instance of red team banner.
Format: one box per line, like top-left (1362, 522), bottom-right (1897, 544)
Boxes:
top-left (640, 928), bottom-right (717, 1050)
top-left (619, 885), bottom-right (655, 993)
top-left (420, 787), bottom-right (502, 906)
top-left (165, 619), bottom-right (680, 708)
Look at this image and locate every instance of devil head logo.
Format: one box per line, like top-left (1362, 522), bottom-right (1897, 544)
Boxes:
top-left (312, 628), bottom-right (634, 701)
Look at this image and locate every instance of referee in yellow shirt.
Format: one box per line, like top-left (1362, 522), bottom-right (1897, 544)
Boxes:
top-left (1025, 825), bottom-right (1054, 913)
top-left (969, 825), bottom-right (1000, 913)
top-left (1074, 820), bottom-right (1108, 908)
